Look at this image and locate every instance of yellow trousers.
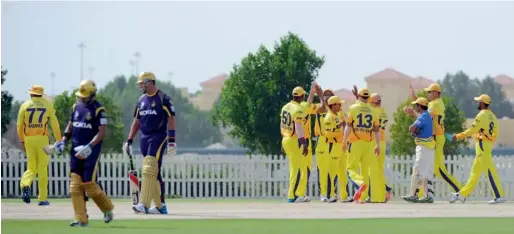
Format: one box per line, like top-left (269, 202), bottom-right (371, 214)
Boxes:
top-left (347, 140), bottom-right (385, 202)
top-left (460, 140), bottom-right (504, 198)
top-left (20, 135), bottom-right (50, 202)
top-left (361, 141), bottom-right (390, 200)
top-left (326, 142), bottom-right (348, 200)
top-left (301, 138), bottom-right (313, 196)
top-left (282, 136), bottom-right (306, 199)
top-left (418, 135), bottom-right (461, 197)
top-left (316, 136), bottom-right (329, 197)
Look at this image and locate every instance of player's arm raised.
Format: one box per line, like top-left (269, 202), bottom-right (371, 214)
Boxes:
top-left (163, 95), bottom-right (176, 155)
top-left (16, 103), bottom-right (27, 150)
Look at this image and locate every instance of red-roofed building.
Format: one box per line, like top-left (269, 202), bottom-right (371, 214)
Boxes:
top-left (494, 74), bottom-right (514, 103)
top-left (411, 76), bottom-right (436, 91)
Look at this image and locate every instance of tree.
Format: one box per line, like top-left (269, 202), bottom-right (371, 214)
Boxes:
top-left (480, 77), bottom-right (514, 118)
top-left (390, 91), bottom-right (467, 156)
top-left (213, 32), bottom-right (325, 155)
top-left (439, 71), bottom-right (479, 118)
top-left (52, 90), bottom-right (124, 153)
top-left (100, 75), bottom-right (222, 147)
top-left (1, 68), bottom-right (14, 136)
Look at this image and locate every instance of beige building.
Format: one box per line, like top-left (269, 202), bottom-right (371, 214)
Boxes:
top-left (189, 74), bottom-right (228, 111)
top-left (494, 74), bottom-right (514, 103)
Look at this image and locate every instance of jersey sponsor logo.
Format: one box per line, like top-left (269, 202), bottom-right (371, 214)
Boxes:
top-left (139, 109), bottom-right (158, 116)
top-left (100, 118), bottom-right (107, 125)
top-left (28, 123), bottom-right (43, 128)
top-left (170, 106), bottom-right (175, 112)
top-left (73, 121), bottom-right (93, 129)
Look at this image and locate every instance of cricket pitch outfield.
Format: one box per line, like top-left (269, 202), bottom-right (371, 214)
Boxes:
top-left (2, 199), bottom-right (514, 220)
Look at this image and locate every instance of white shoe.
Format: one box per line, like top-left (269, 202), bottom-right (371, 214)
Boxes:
top-left (295, 196), bottom-right (309, 203)
top-left (449, 192), bottom-right (460, 203)
top-left (320, 196), bottom-right (328, 202)
top-left (132, 203), bottom-right (147, 214)
top-left (488, 197), bottom-right (506, 204)
top-left (328, 198), bottom-right (337, 203)
top-left (148, 206), bottom-right (165, 214)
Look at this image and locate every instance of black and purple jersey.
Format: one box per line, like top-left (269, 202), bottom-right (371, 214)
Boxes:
top-left (71, 100), bottom-right (107, 146)
top-left (134, 90), bottom-right (174, 135)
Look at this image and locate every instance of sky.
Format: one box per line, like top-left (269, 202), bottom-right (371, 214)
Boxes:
top-left (2, 1), bottom-right (514, 101)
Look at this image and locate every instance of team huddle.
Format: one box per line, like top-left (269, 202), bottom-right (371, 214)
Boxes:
top-left (280, 82), bottom-right (507, 204)
top-left (16, 72), bottom-right (176, 227)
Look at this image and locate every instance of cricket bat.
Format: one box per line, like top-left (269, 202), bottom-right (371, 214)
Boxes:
top-left (43, 145), bottom-right (55, 154)
top-left (124, 147), bottom-right (139, 205)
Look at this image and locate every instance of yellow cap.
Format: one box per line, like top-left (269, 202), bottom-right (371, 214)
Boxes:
top-left (370, 93), bottom-right (381, 102)
top-left (424, 83), bottom-right (442, 92)
top-left (292, 86), bottom-right (306, 97)
top-left (358, 88), bottom-right (370, 97)
top-left (323, 89), bottom-right (335, 96)
top-left (411, 97), bottom-right (429, 106)
top-left (327, 96), bottom-right (344, 105)
top-left (474, 94), bottom-right (491, 104)
top-left (28, 85), bottom-right (45, 96)
top-left (137, 71), bottom-right (157, 84)
top-left (75, 80), bottom-right (97, 98)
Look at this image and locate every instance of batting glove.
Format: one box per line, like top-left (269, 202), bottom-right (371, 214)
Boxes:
top-left (75, 144), bottom-right (93, 160)
top-left (53, 141), bottom-right (66, 155)
top-left (123, 139), bottom-right (133, 156)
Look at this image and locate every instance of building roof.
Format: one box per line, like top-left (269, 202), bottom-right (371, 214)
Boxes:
top-left (334, 88), bottom-right (355, 101)
top-left (365, 68), bottom-right (412, 82)
top-left (200, 73), bottom-right (228, 87)
top-left (411, 76), bottom-right (435, 90)
top-left (493, 74), bottom-right (514, 86)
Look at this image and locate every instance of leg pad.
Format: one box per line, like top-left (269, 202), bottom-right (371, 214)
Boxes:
top-left (140, 157), bottom-right (159, 208)
top-left (83, 182), bottom-right (114, 213)
top-left (70, 173), bottom-right (87, 223)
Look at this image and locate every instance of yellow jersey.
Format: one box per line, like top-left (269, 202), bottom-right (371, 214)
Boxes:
top-left (300, 102), bottom-right (320, 138)
top-left (17, 97), bottom-right (61, 142)
top-left (456, 109), bottom-right (498, 142)
top-left (428, 98), bottom-right (445, 135)
top-left (314, 108), bottom-right (345, 137)
top-left (280, 101), bottom-right (307, 138)
top-left (323, 110), bottom-right (343, 143)
top-left (371, 106), bottom-right (388, 141)
top-left (346, 100), bottom-right (379, 142)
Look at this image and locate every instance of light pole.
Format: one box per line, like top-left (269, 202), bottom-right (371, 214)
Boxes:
top-left (50, 72), bottom-right (56, 96)
top-left (78, 42), bottom-right (86, 81)
top-left (88, 66), bottom-right (95, 80)
top-left (133, 51), bottom-right (141, 75)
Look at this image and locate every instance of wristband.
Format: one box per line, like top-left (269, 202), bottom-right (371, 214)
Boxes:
top-left (64, 132), bottom-right (72, 141)
top-left (168, 130), bottom-right (175, 143)
top-left (127, 139), bottom-right (133, 144)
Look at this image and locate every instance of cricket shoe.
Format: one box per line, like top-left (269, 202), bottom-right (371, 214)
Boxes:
top-left (449, 192), bottom-right (465, 203)
top-left (340, 197), bottom-right (353, 203)
top-left (132, 203), bottom-right (148, 214)
top-left (352, 184), bottom-right (367, 201)
top-left (402, 195), bottom-right (419, 203)
top-left (488, 197), bottom-right (506, 204)
top-left (21, 186), bottom-right (31, 204)
top-left (38, 200), bottom-right (50, 206)
top-left (104, 210), bottom-right (114, 223)
top-left (364, 198), bottom-right (371, 203)
top-left (320, 196), bottom-right (329, 202)
top-left (148, 204), bottom-right (168, 214)
top-left (70, 221), bottom-right (88, 227)
top-left (328, 198), bottom-right (337, 203)
top-left (418, 196), bottom-right (434, 203)
top-left (296, 196), bottom-right (311, 202)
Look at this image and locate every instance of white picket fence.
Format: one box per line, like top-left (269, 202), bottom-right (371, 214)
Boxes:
top-left (1, 150), bottom-right (513, 201)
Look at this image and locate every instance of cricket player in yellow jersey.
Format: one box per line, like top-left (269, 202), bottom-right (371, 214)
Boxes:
top-left (406, 84), bottom-right (461, 197)
top-left (281, 86), bottom-right (310, 203)
top-left (323, 96), bottom-right (349, 203)
top-left (314, 89), bottom-right (334, 202)
top-left (362, 93), bottom-right (392, 203)
top-left (298, 83), bottom-right (325, 198)
top-left (343, 88), bottom-right (385, 203)
top-left (17, 85), bottom-right (61, 205)
top-left (449, 94), bottom-right (506, 204)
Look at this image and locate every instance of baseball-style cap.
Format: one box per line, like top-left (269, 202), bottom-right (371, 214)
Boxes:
top-left (327, 96), bottom-right (344, 105)
top-left (474, 94), bottom-right (491, 104)
top-left (292, 86), bottom-right (306, 97)
top-left (28, 85), bottom-right (45, 96)
top-left (424, 83), bottom-right (442, 92)
top-left (358, 88), bottom-right (370, 97)
top-left (411, 97), bottom-right (429, 106)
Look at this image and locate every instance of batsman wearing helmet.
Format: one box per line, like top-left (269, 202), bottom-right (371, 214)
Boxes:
top-left (53, 80), bottom-right (114, 226)
top-left (124, 71), bottom-right (176, 214)
top-left (17, 85), bottom-right (61, 205)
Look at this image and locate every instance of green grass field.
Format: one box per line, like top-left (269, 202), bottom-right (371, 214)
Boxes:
top-left (2, 218), bottom-right (514, 234)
